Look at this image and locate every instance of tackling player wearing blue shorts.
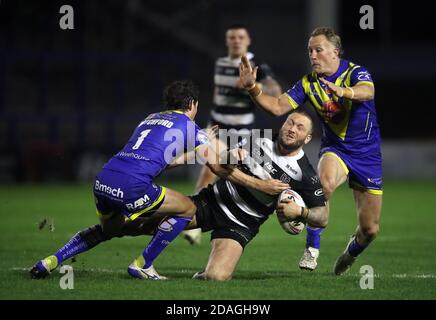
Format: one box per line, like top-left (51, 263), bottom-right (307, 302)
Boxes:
top-left (30, 80), bottom-right (288, 280)
top-left (239, 27), bottom-right (383, 275)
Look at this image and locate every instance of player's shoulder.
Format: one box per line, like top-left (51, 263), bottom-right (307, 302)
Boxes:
top-left (297, 153), bottom-right (318, 175)
top-left (251, 129), bottom-right (275, 144)
top-left (257, 135), bottom-right (274, 150)
top-left (347, 60), bottom-right (371, 73)
top-left (215, 56), bottom-right (229, 65)
top-left (215, 53), bottom-right (250, 66)
top-left (301, 72), bottom-right (316, 84)
top-left (295, 154), bottom-right (323, 191)
top-left (347, 60), bottom-right (374, 83)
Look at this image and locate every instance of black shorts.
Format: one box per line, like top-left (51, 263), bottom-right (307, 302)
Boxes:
top-left (190, 185), bottom-right (259, 248)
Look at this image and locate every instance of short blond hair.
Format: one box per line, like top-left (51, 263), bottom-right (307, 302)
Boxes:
top-left (311, 27), bottom-right (343, 57)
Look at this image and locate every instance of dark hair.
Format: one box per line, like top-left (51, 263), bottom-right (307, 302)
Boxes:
top-left (163, 80), bottom-right (199, 110)
top-left (226, 24), bottom-right (250, 35)
top-left (311, 27), bottom-right (343, 57)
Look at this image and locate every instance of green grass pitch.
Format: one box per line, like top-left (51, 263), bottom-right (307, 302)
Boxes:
top-left (0, 180), bottom-right (435, 300)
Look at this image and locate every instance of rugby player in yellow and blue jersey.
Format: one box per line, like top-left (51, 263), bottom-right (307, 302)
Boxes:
top-left (30, 80), bottom-right (288, 280)
top-left (239, 27), bottom-right (383, 275)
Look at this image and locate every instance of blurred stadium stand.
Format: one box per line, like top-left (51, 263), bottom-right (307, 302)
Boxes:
top-left (0, 0), bottom-right (435, 182)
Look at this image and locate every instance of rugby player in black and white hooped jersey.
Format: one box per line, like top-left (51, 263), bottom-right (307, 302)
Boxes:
top-left (189, 110), bottom-right (328, 281)
top-left (183, 24), bottom-right (282, 244)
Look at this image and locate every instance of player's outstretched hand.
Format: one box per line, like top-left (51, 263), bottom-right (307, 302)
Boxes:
top-left (319, 77), bottom-right (344, 97)
top-left (258, 179), bottom-right (289, 195)
top-left (276, 198), bottom-right (302, 220)
top-left (239, 55), bottom-right (258, 89)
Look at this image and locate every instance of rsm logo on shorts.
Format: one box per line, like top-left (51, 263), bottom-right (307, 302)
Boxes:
top-left (95, 180), bottom-right (124, 198)
top-left (126, 194), bottom-right (151, 211)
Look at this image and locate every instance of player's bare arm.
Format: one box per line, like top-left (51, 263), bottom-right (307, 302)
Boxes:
top-left (168, 125), bottom-right (220, 168)
top-left (260, 77), bottom-right (282, 97)
top-left (239, 55), bottom-right (292, 116)
top-left (319, 77), bottom-right (375, 101)
top-left (214, 164), bottom-right (290, 196)
top-left (188, 142), bottom-right (287, 195)
top-left (167, 150), bottom-right (195, 168)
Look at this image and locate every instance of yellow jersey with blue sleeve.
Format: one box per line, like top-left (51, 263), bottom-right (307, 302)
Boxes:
top-left (285, 59), bottom-right (383, 194)
top-left (285, 59), bottom-right (380, 156)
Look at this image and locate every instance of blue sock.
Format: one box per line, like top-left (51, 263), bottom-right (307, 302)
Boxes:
top-left (54, 233), bottom-right (90, 265)
top-left (348, 237), bottom-right (368, 257)
top-left (142, 216), bottom-right (192, 268)
top-left (46, 225), bottom-right (107, 269)
top-left (306, 226), bottom-right (324, 249)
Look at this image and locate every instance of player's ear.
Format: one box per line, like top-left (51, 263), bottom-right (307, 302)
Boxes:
top-left (304, 134), bottom-right (312, 145)
top-left (333, 48), bottom-right (340, 59)
top-left (225, 31), bottom-right (230, 47)
top-left (187, 99), bottom-right (194, 110)
top-left (188, 99), bottom-right (199, 112)
top-left (192, 100), bottom-right (199, 109)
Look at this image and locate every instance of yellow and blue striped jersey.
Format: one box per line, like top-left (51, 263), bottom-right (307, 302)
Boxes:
top-left (285, 59), bottom-right (381, 155)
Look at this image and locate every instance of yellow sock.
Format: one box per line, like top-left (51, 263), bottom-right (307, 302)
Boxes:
top-left (44, 255), bottom-right (58, 271)
top-left (133, 255), bottom-right (145, 268)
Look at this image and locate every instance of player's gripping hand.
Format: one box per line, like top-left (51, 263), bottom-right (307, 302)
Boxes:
top-left (257, 179), bottom-right (289, 196)
top-left (239, 55), bottom-right (258, 89)
top-left (227, 148), bottom-right (249, 164)
top-left (204, 124), bottom-right (219, 141)
top-left (276, 198), bottom-right (303, 220)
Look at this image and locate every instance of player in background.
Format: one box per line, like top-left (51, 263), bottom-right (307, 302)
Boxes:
top-left (183, 24), bottom-right (282, 245)
top-left (30, 80), bottom-right (289, 280)
top-left (239, 27), bottom-right (383, 275)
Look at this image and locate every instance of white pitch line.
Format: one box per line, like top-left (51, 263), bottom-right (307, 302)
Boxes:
top-left (391, 274), bottom-right (436, 279)
top-left (11, 267), bottom-right (194, 275)
top-left (329, 273), bottom-right (436, 279)
top-left (12, 267), bottom-right (436, 279)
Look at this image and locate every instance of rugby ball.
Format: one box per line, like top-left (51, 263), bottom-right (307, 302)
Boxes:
top-left (276, 189), bottom-right (306, 235)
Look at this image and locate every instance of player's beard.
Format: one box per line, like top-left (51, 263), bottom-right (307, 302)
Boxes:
top-left (277, 132), bottom-right (305, 153)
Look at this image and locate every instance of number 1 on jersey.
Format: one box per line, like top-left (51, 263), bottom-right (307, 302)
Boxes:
top-left (132, 129), bottom-right (151, 150)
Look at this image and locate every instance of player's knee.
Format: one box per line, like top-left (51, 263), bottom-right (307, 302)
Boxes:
top-left (78, 224), bottom-right (110, 248)
top-left (171, 196), bottom-right (197, 217)
top-left (312, 206), bottom-right (329, 228)
top-left (101, 223), bottom-right (123, 239)
top-left (183, 200), bottom-right (197, 217)
top-left (100, 226), bottom-right (120, 239)
top-left (360, 224), bottom-right (379, 241)
top-left (320, 176), bottom-right (336, 199)
top-left (205, 269), bottom-right (232, 281)
top-left (319, 215), bottom-right (329, 228)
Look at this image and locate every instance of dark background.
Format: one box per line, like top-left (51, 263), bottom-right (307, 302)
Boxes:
top-left (0, 0), bottom-right (435, 182)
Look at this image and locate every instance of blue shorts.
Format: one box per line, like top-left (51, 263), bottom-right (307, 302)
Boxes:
top-left (93, 169), bottom-right (166, 220)
top-left (319, 147), bottom-right (383, 195)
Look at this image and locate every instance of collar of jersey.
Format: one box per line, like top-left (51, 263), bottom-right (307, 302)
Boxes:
top-left (274, 141), bottom-right (305, 160)
top-left (225, 51), bottom-right (254, 63)
top-left (168, 109), bottom-right (184, 114)
top-left (323, 59), bottom-right (349, 82)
